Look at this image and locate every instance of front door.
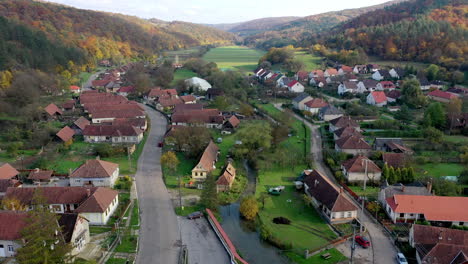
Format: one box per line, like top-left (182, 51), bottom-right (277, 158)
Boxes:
top-left (0, 244), bottom-right (5, 257)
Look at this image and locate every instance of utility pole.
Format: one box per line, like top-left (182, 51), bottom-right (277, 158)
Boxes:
top-left (363, 157), bottom-right (368, 191)
top-left (360, 196), bottom-right (366, 233)
top-left (127, 146), bottom-right (132, 171)
top-left (178, 175), bottom-right (183, 210)
top-left (350, 224), bottom-right (356, 264)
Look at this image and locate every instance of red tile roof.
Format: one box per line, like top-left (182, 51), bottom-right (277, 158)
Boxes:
top-left (0, 179), bottom-right (20, 192)
top-left (297, 71), bottom-right (308, 80)
top-left (158, 97), bottom-right (183, 108)
top-left (117, 86), bottom-right (135, 93)
top-left (86, 103), bottom-right (143, 114)
top-left (226, 115), bottom-right (240, 128)
top-left (379, 81), bottom-right (395, 89)
top-left (342, 155), bottom-right (381, 173)
top-left (287, 80), bottom-right (299, 88)
top-left (386, 90), bottom-right (401, 99)
top-left (386, 195), bottom-right (468, 222)
top-left (311, 70), bottom-right (324, 77)
top-left (28, 169), bottom-right (54, 181)
top-left (148, 88), bottom-right (178, 98)
top-left (340, 65), bottom-right (353, 73)
top-left (180, 95), bottom-right (197, 103)
top-left (62, 99), bottom-right (75, 110)
top-left (370, 91), bottom-right (387, 104)
top-left (56, 126), bottom-right (75, 142)
top-left (83, 124), bottom-right (143, 137)
top-left (194, 141), bottom-right (219, 172)
top-left (330, 116), bottom-right (359, 128)
top-left (5, 187), bottom-right (95, 205)
top-left (74, 117), bottom-right (90, 130)
top-left (0, 163), bottom-right (19, 180)
top-left (75, 187), bottom-right (118, 213)
top-left (0, 211), bottom-right (28, 240)
top-left (428, 90), bottom-right (458, 100)
top-left (71, 159), bottom-right (118, 179)
top-left (216, 163), bottom-right (236, 186)
top-left (44, 103), bottom-right (63, 116)
top-left (382, 153), bottom-right (405, 168)
top-left (91, 109), bottom-right (145, 119)
top-left (326, 68), bottom-right (338, 75)
top-left (334, 126), bottom-right (361, 139)
top-left (304, 98), bottom-right (328, 109)
top-left (335, 135), bottom-right (371, 150)
top-left (70, 85), bottom-right (80, 91)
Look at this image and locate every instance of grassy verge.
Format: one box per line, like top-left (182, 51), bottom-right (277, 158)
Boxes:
top-left (105, 257), bottom-right (127, 264)
top-left (114, 235), bottom-right (138, 253)
top-left (131, 199), bottom-right (139, 227)
top-left (90, 226), bottom-right (112, 235)
top-left (285, 248), bottom-right (347, 264)
top-left (174, 204), bottom-right (205, 216)
top-left (348, 186), bottom-right (380, 201)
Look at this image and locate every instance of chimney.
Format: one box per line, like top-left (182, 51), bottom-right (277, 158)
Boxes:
top-left (402, 186), bottom-right (405, 193)
top-left (35, 168), bottom-right (40, 172)
top-left (340, 187), bottom-right (343, 193)
top-left (427, 181), bottom-right (432, 193)
top-left (96, 155), bottom-right (100, 160)
top-left (68, 168), bottom-right (72, 176)
top-left (86, 189), bottom-right (91, 197)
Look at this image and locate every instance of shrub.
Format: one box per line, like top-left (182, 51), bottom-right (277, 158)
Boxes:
top-left (239, 196), bottom-right (258, 221)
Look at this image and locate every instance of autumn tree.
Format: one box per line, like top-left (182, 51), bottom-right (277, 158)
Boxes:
top-left (1, 197), bottom-right (27, 211)
top-left (161, 151), bottom-right (179, 174)
top-left (16, 190), bottom-right (71, 264)
top-left (233, 121), bottom-right (272, 159)
top-left (239, 195), bottom-right (258, 221)
top-left (134, 73), bottom-right (153, 95)
top-left (168, 126), bottom-right (211, 158)
top-left (422, 127), bottom-right (443, 144)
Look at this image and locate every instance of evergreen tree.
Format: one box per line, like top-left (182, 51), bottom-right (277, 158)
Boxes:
top-left (401, 167), bottom-right (408, 183)
top-left (16, 190), bottom-right (71, 264)
top-left (382, 163), bottom-right (390, 181)
top-left (200, 174), bottom-right (218, 211)
top-left (424, 102), bottom-right (446, 129)
top-left (407, 167), bottom-right (416, 183)
top-left (388, 166), bottom-right (396, 184)
top-left (395, 168), bottom-right (402, 183)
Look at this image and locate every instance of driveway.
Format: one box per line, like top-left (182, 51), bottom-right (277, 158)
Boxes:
top-left (135, 106), bottom-right (180, 264)
top-left (273, 104), bottom-right (397, 264)
top-left (83, 70), bottom-right (105, 90)
top-left (179, 217), bottom-right (230, 264)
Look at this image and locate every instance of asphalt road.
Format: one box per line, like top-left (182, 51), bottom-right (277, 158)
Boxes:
top-left (135, 106), bottom-right (180, 264)
top-left (179, 217), bottom-right (230, 264)
top-left (274, 104), bottom-right (397, 264)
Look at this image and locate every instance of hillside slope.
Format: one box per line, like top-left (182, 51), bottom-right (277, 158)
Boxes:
top-left (0, 0), bottom-right (234, 71)
top-left (324, 0), bottom-right (467, 69)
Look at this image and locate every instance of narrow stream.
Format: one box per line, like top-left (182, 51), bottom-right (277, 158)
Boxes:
top-left (220, 161), bottom-right (289, 264)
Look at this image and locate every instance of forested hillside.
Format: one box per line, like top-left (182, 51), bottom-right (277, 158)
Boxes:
top-left (323, 0), bottom-right (468, 69)
top-left (0, 0), bottom-right (234, 71)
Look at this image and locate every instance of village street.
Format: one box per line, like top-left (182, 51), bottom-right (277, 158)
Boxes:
top-left (274, 104), bottom-right (398, 264)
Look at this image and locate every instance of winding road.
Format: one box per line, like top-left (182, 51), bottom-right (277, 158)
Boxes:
top-left (274, 104), bottom-right (397, 264)
top-left (135, 106), bottom-right (180, 264)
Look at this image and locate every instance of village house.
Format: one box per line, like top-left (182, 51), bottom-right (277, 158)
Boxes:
top-left (69, 85), bottom-right (81, 94)
top-left (0, 164), bottom-right (19, 180)
top-left (0, 179), bottom-right (21, 197)
top-left (409, 224), bottom-right (468, 264)
top-left (335, 135), bottom-right (371, 155)
top-left (367, 64), bottom-right (380, 73)
top-left (357, 79), bottom-right (379, 93)
top-left (292, 93), bottom-right (313, 111)
top-left (156, 97), bottom-right (183, 111)
top-left (386, 90), bottom-right (401, 103)
top-left (310, 77), bottom-right (327, 88)
top-left (180, 95), bottom-right (197, 104)
top-left (366, 91), bottom-right (388, 107)
top-left (295, 71), bottom-right (309, 83)
top-left (191, 141), bottom-right (219, 181)
top-left (337, 81), bottom-right (357, 95)
top-left (384, 194), bottom-right (468, 225)
top-left (378, 182), bottom-right (432, 205)
top-left (216, 162), bottom-right (236, 193)
top-left (303, 170), bottom-right (358, 223)
top-left (382, 153), bottom-right (406, 168)
top-left (70, 159), bottom-right (119, 188)
top-left (338, 65), bottom-right (353, 75)
top-left (83, 124), bottom-right (144, 144)
top-left (117, 86), bottom-right (135, 97)
top-left (374, 138), bottom-right (413, 154)
top-left (447, 86), bottom-right (468, 98)
top-left (0, 212), bottom-right (29, 257)
top-left (185, 77), bottom-right (212, 91)
top-left (223, 115), bottom-right (241, 132)
top-left (304, 98), bottom-right (328, 114)
top-left (61, 99), bottom-right (76, 112)
top-left (28, 169), bottom-right (55, 185)
top-left (389, 68), bottom-right (405, 79)
top-left (333, 126), bottom-right (362, 140)
top-left (376, 81), bottom-right (396, 91)
top-left (427, 89), bottom-right (458, 103)
top-left (111, 118), bottom-right (148, 132)
top-left (329, 116), bottom-right (360, 132)
top-left (56, 126), bottom-right (75, 143)
top-left (309, 70), bottom-right (324, 79)
top-left (171, 109), bottom-right (224, 129)
top-left (341, 155), bottom-right (381, 183)
top-left (418, 76), bottom-right (432, 90)
top-left (58, 213), bottom-right (91, 256)
top-left (319, 105), bottom-right (344, 121)
top-left (285, 80), bottom-right (305, 93)
top-left (353, 65), bottom-right (368, 74)
top-left (4, 186), bottom-right (119, 225)
top-left (372, 69), bottom-right (391, 81)
top-left (324, 68), bottom-right (338, 77)
top-left (145, 88), bottom-right (178, 103)
top-left (206, 88), bottom-right (224, 101)
top-left (72, 117), bottom-right (90, 135)
top-left (90, 109), bottom-right (145, 124)
top-left (44, 103), bottom-right (63, 119)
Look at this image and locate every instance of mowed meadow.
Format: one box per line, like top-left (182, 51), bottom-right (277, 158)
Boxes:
top-left (202, 46), bottom-right (265, 72)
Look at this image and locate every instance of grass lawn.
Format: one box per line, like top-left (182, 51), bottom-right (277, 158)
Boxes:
top-left (348, 186), bottom-right (380, 201)
top-left (105, 258), bottom-right (127, 264)
top-left (130, 199), bottom-right (139, 227)
top-left (171, 69), bottom-right (197, 86)
top-left (285, 248), bottom-right (347, 264)
top-left (89, 226), bottom-right (112, 235)
top-left (114, 235), bottom-right (138, 253)
top-left (368, 56), bottom-right (430, 70)
top-left (294, 51), bottom-right (323, 71)
top-left (444, 135), bottom-right (468, 144)
top-left (211, 132), bottom-right (236, 176)
top-left (174, 204), bottom-right (204, 216)
top-left (202, 46), bottom-right (265, 72)
top-left (415, 163), bottom-right (464, 177)
top-left (256, 166), bottom-right (337, 251)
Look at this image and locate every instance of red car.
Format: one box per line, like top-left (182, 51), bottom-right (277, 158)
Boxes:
top-left (158, 142), bottom-right (164, 148)
top-left (355, 236), bottom-right (371, 248)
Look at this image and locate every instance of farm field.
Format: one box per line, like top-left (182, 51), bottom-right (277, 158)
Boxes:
top-left (368, 56), bottom-right (430, 70)
top-left (415, 163), bottom-right (464, 178)
top-left (294, 51), bottom-right (323, 71)
top-left (170, 68), bottom-right (197, 85)
top-left (202, 46), bottom-right (265, 72)
top-left (164, 47), bottom-right (201, 63)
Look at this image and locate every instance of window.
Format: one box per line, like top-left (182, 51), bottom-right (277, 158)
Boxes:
top-left (346, 212), bottom-right (352, 218)
top-left (400, 213), bottom-right (404, 217)
top-left (8, 245), bottom-right (14, 252)
top-left (51, 205), bottom-right (62, 212)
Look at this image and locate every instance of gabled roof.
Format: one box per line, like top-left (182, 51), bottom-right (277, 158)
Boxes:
top-left (180, 95), bottom-right (197, 103)
top-left (226, 115), bottom-right (240, 128)
top-left (343, 81), bottom-right (358, 89)
top-left (340, 65), bottom-right (353, 73)
top-left (370, 91), bottom-right (387, 104)
top-left (91, 109), bottom-right (145, 119)
top-left (70, 85), bottom-right (80, 91)
top-left (342, 155), bottom-right (381, 173)
top-left (5, 187), bottom-right (95, 205)
top-left (304, 98), bottom-right (328, 109)
top-left (0, 179), bottom-right (21, 193)
top-left (334, 126), bottom-right (361, 139)
top-left (0, 211), bottom-right (28, 240)
top-left (28, 169), bottom-right (54, 181)
top-left (386, 90), bottom-right (401, 99)
top-left (194, 140), bottom-right (219, 172)
top-left (303, 170), bottom-right (357, 212)
top-left (217, 163), bottom-right (236, 186)
top-left (382, 183), bottom-right (432, 199)
top-left (83, 124), bottom-right (143, 137)
top-left (428, 90), bottom-right (458, 100)
top-left (117, 86), bottom-right (135, 93)
top-left (297, 71), bottom-right (308, 79)
top-left (158, 97), bottom-right (183, 108)
top-left (58, 213), bottom-right (81, 243)
top-left (70, 159), bottom-right (119, 179)
top-left (62, 99), bottom-right (75, 110)
top-left (56, 126), bottom-right (75, 142)
top-left (362, 79), bottom-right (379, 88)
top-left (335, 135), bottom-right (371, 150)
top-left (311, 70), bottom-right (324, 77)
top-left (292, 93), bottom-right (311, 103)
top-left (325, 68), bottom-right (338, 75)
top-left (286, 80), bottom-right (300, 88)
top-left (386, 195), bottom-right (468, 222)
top-left (382, 153), bottom-right (405, 168)
top-left (74, 117), bottom-right (90, 130)
top-left (379, 81), bottom-right (395, 89)
top-left (44, 103), bottom-right (63, 116)
top-left (392, 68), bottom-right (405, 77)
top-left (330, 116), bottom-right (359, 128)
top-left (376, 69), bottom-right (391, 78)
top-left (75, 187), bottom-right (118, 213)
top-left (0, 163), bottom-right (19, 180)
top-left (320, 105), bottom-right (344, 115)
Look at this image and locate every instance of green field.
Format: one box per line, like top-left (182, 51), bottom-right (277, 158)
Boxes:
top-left (202, 46), bottom-right (265, 72)
top-left (444, 135), bottom-right (468, 144)
top-left (286, 248), bottom-right (347, 264)
top-left (416, 163), bottom-right (464, 177)
top-left (294, 51), bottom-right (323, 71)
top-left (171, 69), bottom-right (197, 86)
top-left (368, 56), bottom-right (429, 70)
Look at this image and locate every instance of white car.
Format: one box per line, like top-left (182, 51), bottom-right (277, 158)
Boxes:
top-left (396, 253), bottom-right (408, 264)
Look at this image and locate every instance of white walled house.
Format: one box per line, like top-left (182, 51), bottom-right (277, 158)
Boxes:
top-left (83, 124), bottom-right (144, 144)
top-left (292, 94), bottom-right (313, 111)
top-left (367, 91), bottom-right (388, 107)
top-left (70, 159), bottom-right (119, 187)
top-left (286, 80), bottom-right (305, 93)
top-left (372, 70), bottom-right (390, 81)
top-left (338, 81), bottom-right (359, 95)
top-left (75, 188), bottom-right (119, 225)
top-left (357, 79), bottom-right (379, 92)
top-left (341, 155), bottom-right (381, 183)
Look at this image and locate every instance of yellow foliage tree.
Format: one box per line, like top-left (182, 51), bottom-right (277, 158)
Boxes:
top-left (239, 195), bottom-right (258, 221)
top-left (1, 197), bottom-right (27, 211)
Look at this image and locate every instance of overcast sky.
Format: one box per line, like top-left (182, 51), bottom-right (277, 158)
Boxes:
top-left (47, 0), bottom-right (392, 24)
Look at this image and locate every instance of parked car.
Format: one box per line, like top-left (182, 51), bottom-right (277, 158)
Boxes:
top-left (396, 253), bottom-right (408, 264)
top-left (158, 142), bottom-right (164, 147)
top-left (355, 236), bottom-right (370, 248)
top-left (187, 211), bottom-right (203, 220)
top-left (268, 189), bottom-right (281, 196)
